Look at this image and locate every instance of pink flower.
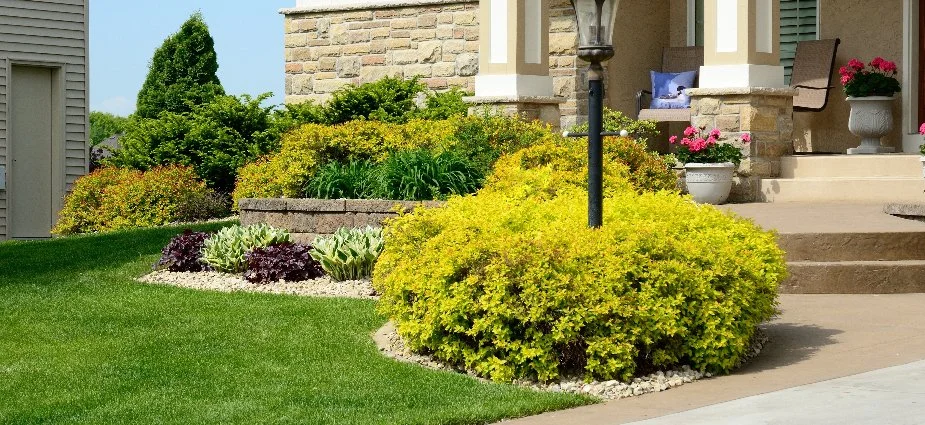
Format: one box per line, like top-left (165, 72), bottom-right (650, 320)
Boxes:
top-left (840, 74), bottom-right (853, 85)
top-left (689, 138), bottom-right (707, 152)
top-left (669, 135), bottom-right (678, 144)
top-left (848, 58), bottom-right (865, 71)
top-left (881, 60), bottom-right (897, 73)
top-left (839, 66), bottom-right (851, 77)
top-left (870, 57), bottom-right (884, 69)
top-left (919, 123), bottom-right (925, 135)
top-left (683, 126), bottom-right (697, 137)
top-left (741, 133), bottom-right (752, 143)
top-left (709, 128), bottom-right (721, 139)
top-left (680, 137), bottom-right (691, 146)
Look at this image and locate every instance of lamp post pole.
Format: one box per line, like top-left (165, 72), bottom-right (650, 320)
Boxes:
top-left (587, 62), bottom-right (605, 228)
top-left (570, 0), bottom-right (618, 228)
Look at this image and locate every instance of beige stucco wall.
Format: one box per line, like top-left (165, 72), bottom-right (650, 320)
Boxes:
top-left (794, 0), bottom-right (904, 153)
top-left (607, 1), bottom-right (672, 118)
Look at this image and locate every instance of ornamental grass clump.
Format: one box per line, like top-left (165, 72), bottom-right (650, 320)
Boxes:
top-left (310, 227), bottom-right (384, 281)
top-left (373, 145), bottom-right (785, 383)
top-left (839, 57), bottom-right (901, 97)
top-left (201, 224), bottom-right (291, 273)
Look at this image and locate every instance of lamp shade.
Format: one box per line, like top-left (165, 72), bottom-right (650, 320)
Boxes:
top-left (570, 0), bottom-right (619, 48)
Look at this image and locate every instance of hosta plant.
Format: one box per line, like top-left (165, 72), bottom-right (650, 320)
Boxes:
top-left (310, 226), bottom-right (384, 281)
top-left (243, 243), bottom-right (324, 284)
top-left (202, 224), bottom-right (291, 273)
top-left (154, 230), bottom-right (213, 272)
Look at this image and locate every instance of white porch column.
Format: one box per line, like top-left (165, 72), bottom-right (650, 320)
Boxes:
top-left (700, 0), bottom-right (785, 89)
top-left (466, 0), bottom-right (564, 128)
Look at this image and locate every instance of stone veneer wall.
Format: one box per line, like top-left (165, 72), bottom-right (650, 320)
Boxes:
top-left (239, 198), bottom-right (443, 242)
top-left (689, 88), bottom-right (798, 202)
top-left (282, 0), bottom-right (588, 129)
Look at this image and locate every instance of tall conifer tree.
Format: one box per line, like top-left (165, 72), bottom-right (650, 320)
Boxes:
top-left (135, 13), bottom-right (224, 118)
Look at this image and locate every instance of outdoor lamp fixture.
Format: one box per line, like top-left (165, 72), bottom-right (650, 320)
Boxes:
top-left (570, 0), bottom-right (619, 228)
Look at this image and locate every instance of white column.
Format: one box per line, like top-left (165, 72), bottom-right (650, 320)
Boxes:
top-left (474, 0), bottom-right (554, 97)
top-left (700, 0), bottom-right (786, 89)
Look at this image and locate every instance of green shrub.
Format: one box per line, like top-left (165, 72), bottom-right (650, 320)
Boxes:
top-left (304, 160), bottom-right (381, 200)
top-left (109, 93), bottom-right (288, 193)
top-left (53, 166), bottom-right (227, 235)
top-left (409, 88), bottom-right (470, 121)
top-left (571, 108), bottom-right (659, 146)
top-left (201, 224), bottom-right (291, 273)
top-left (310, 226), bottom-right (384, 281)
top-left (373, 155), bottom-right (784, 383)
top-left (375, 149), bottom-right (482, 201)
top-left (322, 76), bottom-right (425, 125)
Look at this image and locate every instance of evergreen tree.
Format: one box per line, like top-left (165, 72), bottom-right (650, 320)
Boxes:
top-left (135, 13), bottom-right (224, 119)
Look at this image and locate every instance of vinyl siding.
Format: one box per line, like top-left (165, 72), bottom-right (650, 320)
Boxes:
top-left (0, 0), bottom-right (88, 240)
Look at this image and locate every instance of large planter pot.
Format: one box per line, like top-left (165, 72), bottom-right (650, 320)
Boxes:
top-left (846, 96), bottom-right (896, 154)
top-left (684, 162), bottom-right (735, 205)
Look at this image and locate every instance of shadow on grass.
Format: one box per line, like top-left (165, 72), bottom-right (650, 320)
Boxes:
top-left (737, 323), bottom-right (843, 375)
top-left (0, 221), bottom-right (234, 283)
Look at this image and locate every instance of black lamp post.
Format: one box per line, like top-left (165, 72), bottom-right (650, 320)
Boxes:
top-left (570, 0), bottom-right (619, 228)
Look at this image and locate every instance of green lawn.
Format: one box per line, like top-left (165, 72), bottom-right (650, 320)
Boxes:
top-left (0, 224), bottom-right (590, 424)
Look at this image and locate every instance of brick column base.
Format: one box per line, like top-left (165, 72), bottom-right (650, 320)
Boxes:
top-left (464, 96), bottom-right (566, 130)
top-left (687, 87), bottom-right (798, 202)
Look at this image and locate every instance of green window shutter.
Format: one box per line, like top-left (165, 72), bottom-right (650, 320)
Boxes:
top-left (780, 0), bottom-right (818, 84)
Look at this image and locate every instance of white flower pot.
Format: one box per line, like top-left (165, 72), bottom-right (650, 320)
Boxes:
top-left (684, 162), bottom-right (735, 205)
top-left (846, 96), bottom-right (896, 154)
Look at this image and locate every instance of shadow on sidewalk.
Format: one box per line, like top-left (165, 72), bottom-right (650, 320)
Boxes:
top-left (737, 322), bottom-right (843, 375)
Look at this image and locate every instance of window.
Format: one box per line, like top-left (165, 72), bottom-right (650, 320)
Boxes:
top-left (692, 0), bottom-right (818, 84)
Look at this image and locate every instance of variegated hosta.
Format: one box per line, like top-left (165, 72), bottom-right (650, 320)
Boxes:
top-left (310, 226), bottom-right (384, 281)
top-left (201, 223), bottom-right (291, 273)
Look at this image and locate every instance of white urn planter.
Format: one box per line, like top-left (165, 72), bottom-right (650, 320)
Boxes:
top-left (684, 162), bottom-right (735, 205)
top-left (846, 96), bottom-right (896, 154)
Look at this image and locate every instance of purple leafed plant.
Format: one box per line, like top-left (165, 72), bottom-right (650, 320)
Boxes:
top-left (155, 230), bottom-right (213, 272)
top-left (244, 243), bottom-right (324, 284)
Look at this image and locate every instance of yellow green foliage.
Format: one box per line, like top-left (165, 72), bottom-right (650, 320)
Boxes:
top-left (374, 158), bottom-right (784, 383)
top-left (231, 114), bottom-right (557, 207)
top-left (53, 165), bottom-right (226, 235)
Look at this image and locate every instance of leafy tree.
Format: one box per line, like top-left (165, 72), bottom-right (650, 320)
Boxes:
top-left (135, 12), bottom-right (224, 119)
top-left (89, 111), bottom-right (130, 147)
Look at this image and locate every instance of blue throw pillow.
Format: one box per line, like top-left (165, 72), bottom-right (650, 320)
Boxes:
top-left (650, 70), bottom-right (697, 109)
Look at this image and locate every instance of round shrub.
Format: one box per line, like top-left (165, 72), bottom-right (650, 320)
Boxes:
top-left (244, 243), bottom-right (324, 284)
top-left (374, 173), bottom-right (785, 383)
top-left (53, 166), bottom-right (228, 235)
top-left (155, 230), bottom-right (213, 272)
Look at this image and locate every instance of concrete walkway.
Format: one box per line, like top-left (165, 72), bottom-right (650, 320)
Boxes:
top-left (500, 294), bottom-right (925, 424)
top-left (628, 359), bottom-right (925, 424)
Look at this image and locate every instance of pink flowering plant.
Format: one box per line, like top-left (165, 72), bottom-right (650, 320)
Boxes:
top-left (918, 122), bottom-right (925, 155)
top-left (839, 57), bottom-right (901, 97)
top-left (670, 126), bottom-right (750, 165)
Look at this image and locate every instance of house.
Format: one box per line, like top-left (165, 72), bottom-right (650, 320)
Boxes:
top-left (282, 0), bottom-right (924, 202)
top-left (0, 0), bottom-right (89, 240)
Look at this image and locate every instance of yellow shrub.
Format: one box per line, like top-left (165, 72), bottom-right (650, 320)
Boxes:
top-left (374, 164), bottom-right (784, 383)
top-left (53, 166), bottom-right (226, 235)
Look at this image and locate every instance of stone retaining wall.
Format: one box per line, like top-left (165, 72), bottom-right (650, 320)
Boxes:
top-left (239, 198), bottom-right (444, 241)
top-left (282, 0), bottom-right (589, 129)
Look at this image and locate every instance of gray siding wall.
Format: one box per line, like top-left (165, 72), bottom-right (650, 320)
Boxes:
top-left (0, 0), bottom-right (88, 239)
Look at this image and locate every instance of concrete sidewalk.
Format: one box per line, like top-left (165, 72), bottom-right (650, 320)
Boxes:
top-left (500, 294), bottom-right (925, 424)
top-left (627, 359), bottom-right (925, 424)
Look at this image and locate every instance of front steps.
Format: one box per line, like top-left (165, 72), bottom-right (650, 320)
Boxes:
top-left (759, 155), bottom-right (925, 203)
top-left (724, 203), bottom-right (925, 294)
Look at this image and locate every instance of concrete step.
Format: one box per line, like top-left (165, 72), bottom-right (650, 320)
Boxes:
top-left (783, 260), bottom-right (925, 294)
top-left (780, 154), bottom-right (922, 179)
top-left (759, 177), bottom-right (925, 203)
top-left (779, 231), bottom-right (925, 262)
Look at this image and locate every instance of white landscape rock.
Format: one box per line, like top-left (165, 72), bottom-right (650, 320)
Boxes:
top-left (138, 270), bottom-right (377, 299)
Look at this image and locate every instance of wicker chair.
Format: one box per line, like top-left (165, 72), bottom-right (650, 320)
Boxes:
top-left (635, 46), bottom-right (704, 122)
top-left (791, 38), bottom-right (841, 112)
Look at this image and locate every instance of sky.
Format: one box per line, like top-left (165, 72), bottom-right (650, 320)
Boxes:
top-left (90, 0), bottom-right (294, 116)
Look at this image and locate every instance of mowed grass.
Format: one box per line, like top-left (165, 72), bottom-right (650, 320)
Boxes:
top-left (0, 224), bottom-right (590, 424)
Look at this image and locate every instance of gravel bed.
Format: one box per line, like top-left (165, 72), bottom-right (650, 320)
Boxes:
top-left (374, 321), bottom-right (769, 400)
top-left (138, 270), bottom-right (377, 299)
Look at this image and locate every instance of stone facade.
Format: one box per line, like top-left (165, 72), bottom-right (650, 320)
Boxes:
top-left (282, 0), bottom-right (587, 128)
top-left (688, 87), bottom-right (798, 202)
top-left (239, 198), bottom-right (443, 241)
